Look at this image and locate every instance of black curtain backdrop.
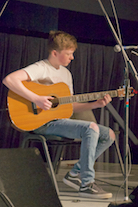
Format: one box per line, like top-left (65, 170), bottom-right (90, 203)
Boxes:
top-left (0, 32), bottom-right (138, 163)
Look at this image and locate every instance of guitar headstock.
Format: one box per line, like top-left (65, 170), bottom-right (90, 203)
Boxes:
top-left (117, 87), bottom-right (135, 98)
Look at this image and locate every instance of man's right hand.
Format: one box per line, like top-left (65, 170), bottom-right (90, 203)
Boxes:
top-left (35, 96), bottom-right (54, 110)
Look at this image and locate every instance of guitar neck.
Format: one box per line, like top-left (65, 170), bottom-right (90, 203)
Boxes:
top-left (58, 90), bottom-right (118, 105)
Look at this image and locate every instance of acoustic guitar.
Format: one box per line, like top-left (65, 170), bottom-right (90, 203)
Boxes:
top-left (7, 81), bottom-right (134, 131)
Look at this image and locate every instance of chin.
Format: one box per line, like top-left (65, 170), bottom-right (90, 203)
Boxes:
top-left (62, 63), bottom-right (69, 67)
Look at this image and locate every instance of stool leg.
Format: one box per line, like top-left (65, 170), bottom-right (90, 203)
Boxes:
top-left (52, 145), bottom-right (63, 173)
top-left (40, 135), bottom-right (59, 195)
top-left (21, 135), bottom-right (59, 195)
top-left (54, 146), bottom-right (65, 174)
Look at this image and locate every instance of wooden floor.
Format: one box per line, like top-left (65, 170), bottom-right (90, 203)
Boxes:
top-left (55, 160), bottom-right (138, 207)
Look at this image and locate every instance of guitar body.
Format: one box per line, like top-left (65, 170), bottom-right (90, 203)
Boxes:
top-left (7, 81), bottom-right (73, 131)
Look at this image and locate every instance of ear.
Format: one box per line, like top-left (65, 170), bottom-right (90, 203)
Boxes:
top-left (51, 50), bottom-right (57, 57)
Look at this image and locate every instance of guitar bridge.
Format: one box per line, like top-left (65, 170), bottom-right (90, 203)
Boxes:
top-left (32, 102), bottom-right (38, 114)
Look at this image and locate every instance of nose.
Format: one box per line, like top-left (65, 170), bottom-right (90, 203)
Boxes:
top-left (70, 54), bottom-right (74, 60)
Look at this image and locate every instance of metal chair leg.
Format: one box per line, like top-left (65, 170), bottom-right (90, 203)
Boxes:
top-left (21, 134), bottom-right (59, 195)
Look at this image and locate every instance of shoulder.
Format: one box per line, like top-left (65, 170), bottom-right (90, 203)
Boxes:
top-left (23, 60), bottom-right (49, 81)
top-left (23, 60), bottom-right (49, 71)
top-left (35, 59), bottom-right (48, 67)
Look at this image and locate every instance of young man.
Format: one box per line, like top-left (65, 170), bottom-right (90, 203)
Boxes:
top-left (3, 30), bottom-right (115, 199)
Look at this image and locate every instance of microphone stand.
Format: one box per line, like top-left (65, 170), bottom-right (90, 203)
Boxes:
top-left (0, 0), bottom-right (9, 17)
top-left (97, 0), bottom-right (138, 205)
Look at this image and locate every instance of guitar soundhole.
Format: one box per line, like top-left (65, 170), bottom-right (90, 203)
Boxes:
top-left (50, 96), bottom-right (59, 108)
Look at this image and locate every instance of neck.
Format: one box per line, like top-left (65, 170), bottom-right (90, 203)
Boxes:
top-left (47, 56), bottom-right (60, 69)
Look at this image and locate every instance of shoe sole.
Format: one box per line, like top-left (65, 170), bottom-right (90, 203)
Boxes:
top-left (79, 192), bottom-right (112, 199)
top-left (63, 178), bottom-right (80, 191)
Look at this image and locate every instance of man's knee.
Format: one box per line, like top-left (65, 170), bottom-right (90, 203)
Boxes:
top-left (109, 128), bottom-right (116, 141)
top-left (89, 122), bottom-right (99, 134)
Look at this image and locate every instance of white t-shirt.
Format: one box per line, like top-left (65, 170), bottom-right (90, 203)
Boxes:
top-left (23, 59), bottom-right (74, 95)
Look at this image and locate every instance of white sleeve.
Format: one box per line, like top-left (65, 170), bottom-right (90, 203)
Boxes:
top-left (23, 61), bottom-right (45, 81)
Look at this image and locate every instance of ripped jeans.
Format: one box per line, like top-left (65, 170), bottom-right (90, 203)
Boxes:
top-left (34, 119), bottom-right (115, 186)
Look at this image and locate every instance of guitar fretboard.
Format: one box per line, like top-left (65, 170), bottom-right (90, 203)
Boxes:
top-left (57, 90), bottom-right (118, 105)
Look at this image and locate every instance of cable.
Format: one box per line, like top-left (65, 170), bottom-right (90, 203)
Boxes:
top-left (110, 0), bottom-right (122, 44)
top-left (95, 145), bottom-right (132, 203)
top-left (97, 0), bottom-right (128, 74)
top-left (109, 0), bottom-right (128, 75)
top-left (0, 192), bottom-right (15, 207)
top-left (95, 178), bottom-right (134, 190)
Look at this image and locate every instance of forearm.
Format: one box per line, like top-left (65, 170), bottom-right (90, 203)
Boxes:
top-left (2, 72), bottom-right (39, 103)
top-left (73, 93), bottom-right (112, 113)
top-left (3, 71), bottom-right (53, 110)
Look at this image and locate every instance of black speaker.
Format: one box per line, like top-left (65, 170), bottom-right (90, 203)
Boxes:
top-left (0, 148), bottom-right (62, 207)
top-left (129, 186), bottom-right (138, 204)
top-left (108, 201), bottom-right (137, 207)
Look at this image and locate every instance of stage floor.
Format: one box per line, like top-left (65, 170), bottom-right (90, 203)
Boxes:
top-left (55, 161), bottom-right (138, 207)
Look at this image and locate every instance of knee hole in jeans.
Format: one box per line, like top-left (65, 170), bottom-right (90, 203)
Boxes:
top-left (89, 122), bottom-right (99, 134)
top-left (109, 128), bottom-right (116, 141)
